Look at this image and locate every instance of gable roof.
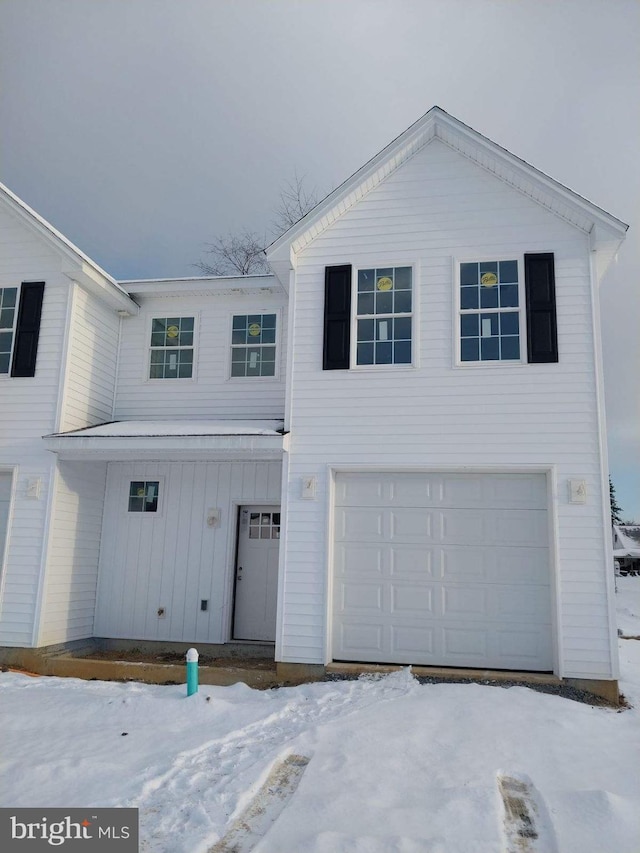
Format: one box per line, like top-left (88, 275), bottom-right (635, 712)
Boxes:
top-left (266, 106), bottom-right (628, 286)
top-left (613, 525), bottom-right (640, 557)
top-left (0, 181), bottom-right (137, 313)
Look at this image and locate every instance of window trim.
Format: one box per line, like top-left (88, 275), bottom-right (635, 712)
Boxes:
top-left (125, 477), bottom-right (164, 516)
top-left (226, 308), bottom-right (281, 381)
top-left (0, 283), bottom-right (20, 379)
top-left (350, 263), bottom-right (418, 371)
top-left (453, 255), bottom-right (528, 368)
top-left (145, 314), bottom-right (198, 382)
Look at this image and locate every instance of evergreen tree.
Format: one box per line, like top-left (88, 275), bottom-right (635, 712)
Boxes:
top-left (609, 477), bottom-right (623, 525)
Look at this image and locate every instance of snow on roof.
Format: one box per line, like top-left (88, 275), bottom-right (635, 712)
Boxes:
top-left (613, 525), bottom-right (640, 557)
top-left (54, 420), bottom-right (284, 438)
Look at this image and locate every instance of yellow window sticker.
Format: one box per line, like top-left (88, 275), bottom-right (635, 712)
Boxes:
top-left (248, 323), bottom-right (261, 336)
top-left (481, 272), bottom-right (498, 287)
top-left (166, 325), bottom-right (180, 338)
top-left (377, 276), bottom-right (393, 291)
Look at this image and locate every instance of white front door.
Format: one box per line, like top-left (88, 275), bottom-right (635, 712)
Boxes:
top-left (233, 505), bottom-right (280, 641)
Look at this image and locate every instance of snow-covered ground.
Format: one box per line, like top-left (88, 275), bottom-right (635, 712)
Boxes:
top-left (2, 580), bottom-right (639, 853)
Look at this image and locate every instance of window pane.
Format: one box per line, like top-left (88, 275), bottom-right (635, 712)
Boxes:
top-left (479, 261), bottom-right (498, 277)
top-left (181, 317), bottom-right (194, 332)
top-left (0, 309), bottom-right (14, 328)
top-left (461, 338), bottom-right (479, 361)
top-left (152, 318), bottom-right (166, 333)
top-left (357, 342), bottom-right (374, 365)
top-left (394, 267), bottom-right (412, 289)
top-left (357, 319), bottom-right (375, 342)
top-left (460, 314), bottom-right (479, 337)
top-left (501, 336), bottom-right (520, 360)
top-left (376, 268), bottom-right (393, 282)
top-left (0, 353), bottom-right (9, 373)
top-left (261, 360), bottom-right (275, 376)
top-left (178, 361), bottom-right (193, 378)
top-left (232, 328), bottom-right (246, 344)
top-left (0, 332), bottom-right (12, 351)
top-left (480, 285), bottom-right (499, 308)
top-left (357, 292), bottom-right (375, 315)
top-left (393, 289), bottom-right (412, 313)
top-left (358, 269), bottom-right (374, 292)
top-left (375, 291), bottom-right (393, 314)
top-left (262, 314), bottom-right (276, 329)
top-left (375, 342), bottom-right (392, 364)
top-left (1, 288), bottom-right (17, 308)
top-left (262, 327), bottom-right (276, 344)
top-left (499, 260), bottom-right (518, 283)
top-left (460, 286), bottom-right (479, 309)
top-left (460, 263), bottom-right (478, 286)
top-left (499, 284), bottom-right (519, 307)
top-left (376, 318), bottom-right (392, 342)
top-left (128, 496), bottom-right (144, 512)
top-left (231, 361), bottom-right (245, 377)
top-left (150, 331), bottom-right (166, 347)
top-left (500, 312), bottom-right (519, 336)
top-left (480, 314), bottom-right (499, 337)
top-left (394, 317), bottom-right (411, 340)
top-left (394, 340), bottom-right (411, 363)
top-left (481, 337), bottom-right (499, 360)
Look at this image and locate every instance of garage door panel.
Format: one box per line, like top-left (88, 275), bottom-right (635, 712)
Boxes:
top-left (333, 472), bottom-right (553, 672)
top-left (339, 581), bottom-right (383, 614)
top-left (443, 627), bottom-right (489, 659)
top-left (443, 587), bottom-right (488, 617)
top-left (337, 508), bottom-right (384, 540)
top-left (389, 509), bottom-right (434, 541)
top-left (391, 584), bottom-right (434, 616)
top-left (339, 622), bottom-right (384, 655)
top-left (389, 545), bottom-right (435, 578)
top-left (391, 625), bottom-right (435, 656)
top-left (336, 543), bottom-right (383, 576)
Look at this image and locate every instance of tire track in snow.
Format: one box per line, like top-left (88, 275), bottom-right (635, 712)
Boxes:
top-left (129, 671), bottom-right (417, 852)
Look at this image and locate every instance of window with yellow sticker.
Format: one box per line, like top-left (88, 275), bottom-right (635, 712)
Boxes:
top-left (355, 267), bottom-right (412, 365)
top-left (149, 317), bottom-right (194, 378)
top-left (231, 314), bottom-right (276, 377)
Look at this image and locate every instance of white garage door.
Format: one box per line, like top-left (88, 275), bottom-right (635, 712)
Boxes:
top-left (333, 472), bottom-right (553, 671)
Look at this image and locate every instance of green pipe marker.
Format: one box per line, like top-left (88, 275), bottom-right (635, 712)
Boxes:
top-left (186, 647), bottom-right (199, 696)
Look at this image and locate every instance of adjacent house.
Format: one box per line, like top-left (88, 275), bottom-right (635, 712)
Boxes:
top-left (0, 107), bottom-right (628, 701)
top-left (613, 525), bottom-right (640, 575)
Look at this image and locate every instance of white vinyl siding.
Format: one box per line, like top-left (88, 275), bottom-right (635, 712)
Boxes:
top-left (95, 460), bottom-right (282, 643)
top-left (0, 206), bottom-right (71, 645)
top-left (278, 139), bottom-right (614, 678)
top-left (115, 291), bottom-right (286, 420)
top-left (38, 462), bottom-right (108, 645)
top-left (61, 285), bottom-right (119, 431)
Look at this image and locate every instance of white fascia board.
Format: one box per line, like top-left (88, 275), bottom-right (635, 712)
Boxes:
top-left (61, 260), bottom-right (139, 314)
top-left (122, 274), bottom-right (281, 300)
top-left (43, 433), bottom-right (284, 461)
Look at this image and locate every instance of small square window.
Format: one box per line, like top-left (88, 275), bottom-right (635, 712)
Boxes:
top-left (128, 481), bottom-right (159, 512)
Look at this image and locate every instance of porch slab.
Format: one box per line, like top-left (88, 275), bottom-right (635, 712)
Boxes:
top-left (326, 661), bottom-right (562, 686)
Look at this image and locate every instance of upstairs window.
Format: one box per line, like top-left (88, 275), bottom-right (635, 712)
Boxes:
top-left (231, 314), bottom-right (277, 377)
top-left (0, 287), bottom-right (17, 374)
top-left (149, 317), bottom-right (194, 379)
top-left (459, 260), bottom-right (522, 363)
top-left (355, 267), bottom-right (412, 366)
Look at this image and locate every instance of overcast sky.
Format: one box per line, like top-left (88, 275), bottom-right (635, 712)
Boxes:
top-left (1, 0), bottom-right (638, 518)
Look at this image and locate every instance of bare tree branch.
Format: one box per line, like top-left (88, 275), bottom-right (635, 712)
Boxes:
top-left (193, 230), bottom-right (270, 276)
top-left (271, 171), bottom-right (319, 237)
top-left (194, 174), bottom-right (320, 276)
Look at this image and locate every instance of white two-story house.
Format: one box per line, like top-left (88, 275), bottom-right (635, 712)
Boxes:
top-left (0, 107), bottom-right (628, 700)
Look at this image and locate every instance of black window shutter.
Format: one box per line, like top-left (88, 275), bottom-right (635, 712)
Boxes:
top-left (11, 282), bottom-right (45, 377)
top-left (323, 265), bottom-right (352, 370)
top-left (524, 254), bottom-right (558, 363)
